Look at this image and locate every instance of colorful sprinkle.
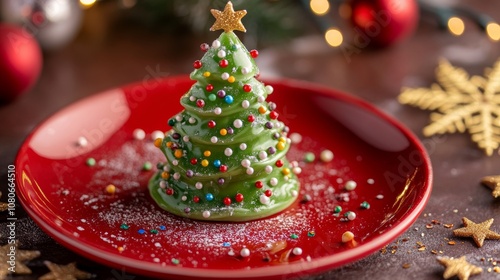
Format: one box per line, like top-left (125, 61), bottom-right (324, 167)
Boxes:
top-left (260, 194), bottom-right (270, 205)
top-left (235, 193), bottom-right (244, 202)
top-left (320, 149), bottom-right (334, 162)
top-left (250, 49), bottom-right (259, 58)
top-left (334, 205), bottom-right (342, 213)
top-left (105, 184), bottom-right (116, 194)
top-left (345, 180), bottom-right (357, 191)
top-left (304, 152), bottom-right (315, 163)
top-left (196, 99), bottom-right (205, 108)
top-left (240, 248), bottom-right (251, 258)
top-left (247, 115), bottom-right (255, 122)
top-left (292, 247), bottom-right (303, 256)
top-left (345, 211), bottom-right (356, 220)
top-left (142, 161), bottom-right (152, 171)
top-left (200, 43), bottom-right (209, 51)
top-left (224, 95), bottom-right (234, 104)
top-left (220, 128), bottom-right (228, 136)
top-left (243, 84), bottom-right (252, 92)
top-left (201, 160), bottom-right (209, 167)
top-left (307, 231), bottom-right (316, 237)
top-left (208, 120), bottom-right (216, 128)
top-left (193, 60), bottom-right (202, 69)
top-left (159, 225), bottom-right (166, 230)
top-left (203, 71), bottom-right (211, 78)
top-left (171, 258), bottom-right (180, 265)
top-left (290, 233), bottom-right (299, 239)
top-left (223, 242), bottom-right (231, 247)
top-left (217, 90), bottom-right (226, 98)
top-left (133, 128), bottom-right (146, 140)
top-left (255, 181), bottom-right (263, 188)
top-left (86, 158), bottom-right (96, 166)
top-left (228, 76), bottom-right (236, 83)
top-left (223, 197), bottom-right (232, 206)
top-left (208, 94), bottom-right (216, 101)
top-left (342, 231), bottom-right (355, 243)
top-left (150, 229), bottom-right (158, 234)
top-left (360, 201), bottom-right (370, 209)
top-left (219, 59), bottom-right (229, 68)
top-left (138, 229), bottom-right (146, 235)
top-left (120, 224), bottom-right (129, 230)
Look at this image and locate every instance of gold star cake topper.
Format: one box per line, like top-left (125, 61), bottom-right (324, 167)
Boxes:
top-left (480, 175), bottom-right (500, 198)
top-left (437, 256), bottom-right (482, 280)
top-left (210, 1), bottom-right (247, 33)
top-left (39, 261), bottom-right (93, 280)
top-left (453, 217), bottom-right (500, 247)
top-left (399, 59), bottom-right (500, 156)
top-left (0, 241), bottom-right (40, 277)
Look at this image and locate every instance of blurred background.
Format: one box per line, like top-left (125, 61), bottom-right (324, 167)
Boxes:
top-left (1, 0), bottom-right (500, 279)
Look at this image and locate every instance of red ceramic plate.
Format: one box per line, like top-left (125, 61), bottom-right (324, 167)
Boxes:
top-left (16, 76), bottom-right (432, 280)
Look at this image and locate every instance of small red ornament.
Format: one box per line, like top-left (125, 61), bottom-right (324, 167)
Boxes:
top-left (193, 196), bottom-right (200, 203)
top-left (255, 181), bottom-right (263, 189)
top-left (250, 49), bottom-right (259, 58)
top-left (223, 197), bottom-right (231, 206)
top-left (219, 165), bottom-right (228, 172)
top-left (166, 188), bottom-right (174, 195)
top-left (0, 24), bottom-right (42, 103)
top-left (235, 193), bottom-right (244, 202)
top-left (264, 190), bottom-right (272, 197)
top-left (190, 158), bottom-right (198, 165)
top-left (196, 99), bottom-right (205, 108)
top-left (247, 115), bottom-right (255, 122)
top-left (275, 160), bottom-right (284, 167)
top-left (269, 111), bottom-right (279, 119)
top-left (193, 60), bottom-right (202, 69)
top-left (206, 84), bottom-right (214, 91)
top-left (200, 43), bottom-right (209, 52)
top-left (348, 0), bottom-right (419, 47)
top-left (243, 84), bottom-right (252, 92)
top-left (208, 120), bottom-right (216, 128)
top-left (219, 59), bottom-right (229, 68)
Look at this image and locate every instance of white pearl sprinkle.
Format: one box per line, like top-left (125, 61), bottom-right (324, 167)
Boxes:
top-left (173, 173), bottom-right (180, 180)
top-left (292, 247), bottom-right (303, 256)
top-left (203, 210), bottom-right (211, 218)
top-left (289, 133), bottom-right (302, 144)
top-left (189, 117), bottom-right (196, 124)
top-left (265, 165), bottom-right (273, 174)
top-left (214, 107), bottom-right (222, 115)
top-left (257, 95), bottom-right (265, 103)
top-left (162, 165), bottom-right (170, 171)
top-left (221, 72), bottom-right (229, 80)
top-left (77, 136), bottom-right (88, 147)
top-left (293, 167), bottom-right (302, 174)
top-left (217, 50), bottom-right (226, 58)
top-left (212, 40), bottom-right (221, 48)
top-left (159, 181), bottom-right (166, 189)
top-left (242, 100), bottom-right (250, 108)
top-left (347, 211), bottom-right (357, 220)
top-left (151, 130), bottom-right (164, 140)
top-left (270, 178), bottom-right (278, 186)
top-left (260, 194), bottom-right (270, 205)
top-left (181, 195), bottom-right (187, 201)
top-left (132, 129), bottom-right (145, 140)
top-left (241, 67), bottom-right (250, 74)
top-left (183, 136), bottom-right (190, 142)
top-left (189, 96), bottom-right (196, 102)
top-left (175, 115), bottom-right (183, 121)
top-left (265, 85), bottom-right (274, 94)
top-left (345, 180), bottom-right (357, 191)
top-left (233, 119), bottom-right (243, 128)
top-left (224, 148), bottom-right (233, 156)
top-left (320, 149), bottom-right (334, 162)
top-left (240, 143), bottom-right (247, 150)
top-left (246, 167), bottom-right (254, 175)
top-left (291, 190), bottom-right (298, 197)
top-left (367, 178), bottom-right (375, 184)
top-left (241, 159), bottom-right (251, 168)
top-left (211, 136), bottom-right (218, 143)
top-left (259, 151), bottom-right (268, 160)
top-left (240, 248), bottom-right (251, 257)
top-left (195, 182), bottom-right (203, 189)
top-left (172, 160), bottom-right (178, 166)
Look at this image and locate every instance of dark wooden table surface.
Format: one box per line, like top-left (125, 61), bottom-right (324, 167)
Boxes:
top-left (1, 1), bottom-right (500, 279)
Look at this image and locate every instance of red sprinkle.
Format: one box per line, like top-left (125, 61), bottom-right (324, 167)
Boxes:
top-left (247, 115), bottom-right (255, 122)
top-left (193, 60), bottom-right (202, 69)
top-left (219, 165), bottom-right (228, 172)
top-left (265, 190), bottom-right (272, 197)
top-left (223, 197), bottom-right (231, 206)
top-left (255, 181), bottom-right (263, 189)
top-left (196, 99), bottom-right (205, 108)
top-left (270, 111), bottom-right (279, 119)
top-left (190, 158), bottom-right (198, 165)
top-left (200, 43), bottom-right (209, 52)
top-left (206, 84), bottom-right (214, 91)
top-left (219, 59), bottom-right (229, 68)
top-left (250, 49), bottom-right (259, 58)
top-left (235, 193), bottom-right (244, 202)
top-left (193, 196), bottom-right (200, 203)
top-left (208, 120), bottom-right (216, 128)
top-left (275, 160), bottom-right (284, 167)
top-left (243, 84), bottom-right (252, 92)
top-left (166, 188), bottom-right (174, 195)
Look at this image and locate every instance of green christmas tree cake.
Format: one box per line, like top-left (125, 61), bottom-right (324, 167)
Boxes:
top-left (149, 2), bottom-right (300, 221)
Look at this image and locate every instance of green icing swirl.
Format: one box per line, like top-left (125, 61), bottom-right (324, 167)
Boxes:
top-left (149, 31), bottom-right (299, 221)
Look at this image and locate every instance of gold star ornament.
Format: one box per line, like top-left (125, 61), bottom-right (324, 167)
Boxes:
top-left (210, 1), bottom-right (247, 33)
top-left (437, 256), bottom-right (482, 280)
top-left (0, 241), bottom-right (40, 278)
top-left (39, 261), bottom-right (93, 280)
top-left (480, 175), bottom-right (500, 198)
top-left (453, 217), bottom-right (500, 247)
top-left (399, 59), bottom-right (500, 156)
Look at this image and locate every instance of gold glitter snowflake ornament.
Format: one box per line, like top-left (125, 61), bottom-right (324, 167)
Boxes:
top-left (399, 59), bottom-right (500, 156)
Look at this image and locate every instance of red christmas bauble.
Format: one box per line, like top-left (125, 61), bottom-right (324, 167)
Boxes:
top-left (348, 0), bottom-right (419, 48)
top-left (0, 24), bottom-right (42, 103)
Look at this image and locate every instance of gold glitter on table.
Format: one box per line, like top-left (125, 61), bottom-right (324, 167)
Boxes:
top-left (437, 256), bottom-right (482, 280)
top-left (481, 175), bottom-right (500, 198)
top-left (453, 217), bottom-right (500, 247)
top-left (399, 59), bottom-right (500, 156)
top-left (210, 1), bottom-right (247, 33)
top-left (39, 261), bottom-right (93, 280)
top-left (0, 242), bottom-right (40, 278)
